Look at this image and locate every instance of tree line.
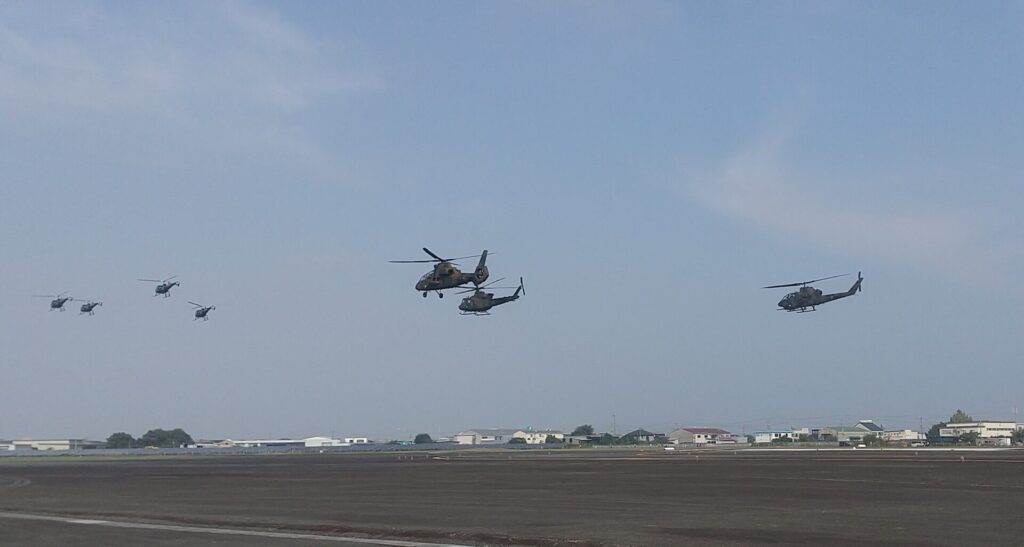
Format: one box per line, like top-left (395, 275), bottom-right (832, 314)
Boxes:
top-left (106, 428), bottom-right (194, 449)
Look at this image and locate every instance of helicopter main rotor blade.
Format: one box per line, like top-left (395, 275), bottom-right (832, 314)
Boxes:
top-left (422, 247), bottom-right (446, 262)
top-left (187, 301), bottom-right (203, 307)
top-left (389, 259), bottom-right (439, 263)
top-left (762, 273), bottom-right (847, 289)
top-left (32, 294), bottom-right (56, 298)
top-left (164, 275), bottom-right (178, 282)
top-left (137, 278), bottom-right (162, 282)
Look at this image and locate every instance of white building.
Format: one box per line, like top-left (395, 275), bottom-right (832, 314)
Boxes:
top-left (881, 429), bottom-right (926, 443)
top-left (513, 430), bottom-right (564, 444)
top-left (669, 428), bottom-right (737, 445)
top-left (454, 429), bottom-right (520, 445)
top-left (752, 430), bottom-right (800, 444)
top-left (344, 437), bottom-right (370, 444)
top-left (219, 437), bottom-right (349, 448)
top-left (939, 421), bottom-right (1018, 439)
top-left (12, 439), bottom-right (104, 451)
top-left (303, 437), bottom-right (348, 447)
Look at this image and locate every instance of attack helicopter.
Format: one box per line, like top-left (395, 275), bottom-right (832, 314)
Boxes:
top-left (79, 300), bottom-right (103, 315)
top-left (137, 276), bottom-right (179, 297)
top-left (189, 301), bottom-right (216, 321)
top-left (457, 277), bottom-right (525, 315)
top-left (33, 292), bottom-right (74, 312)
top-left (764, 272), bottom-right (863, 312)
top-left (390, 248), bottom-right (490, 298)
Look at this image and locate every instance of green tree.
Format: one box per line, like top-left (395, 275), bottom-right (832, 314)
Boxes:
top-left (1012, 428), bottom-right (1024, 445)
top-left (745, 435), bottom-right (755, 444)
top-left (571, 424), bottom-right (594, 436)
top-left (927, 422), bottom-right (946, 441)
top-left (139, 428), bottom-right (193, 448)
top-left (958, 431), bottom-right (980, 445)
top-left (508, 437), bottom-right (527, 444)
top-left (545, 435), bottom-right (563, 444)
top-left (106, 432), bottom-right (135, 449)
top-left (413, 433), bottom-right (433, 444)
top-left (797, 433), bottom-right (810, 443)
top-left (597, 433), bottom-right (617, 445)
top-left (949, 409), bottom-right (974, 424)
top-left (863, 433), bottom-right (879, 446)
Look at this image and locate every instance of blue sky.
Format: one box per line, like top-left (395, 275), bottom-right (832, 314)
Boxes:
top-left (1, 1), bottom-right (1022, 440)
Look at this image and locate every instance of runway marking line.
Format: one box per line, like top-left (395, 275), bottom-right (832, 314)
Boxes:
top-left (0, 511), bottom-right (472, 547)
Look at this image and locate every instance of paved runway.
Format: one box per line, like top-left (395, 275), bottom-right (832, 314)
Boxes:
top-left (2, 449), bottom-right (1024, 546)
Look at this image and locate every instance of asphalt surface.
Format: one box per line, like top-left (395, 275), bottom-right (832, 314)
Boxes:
top-left (2, 449), bottom-right (1024, 546)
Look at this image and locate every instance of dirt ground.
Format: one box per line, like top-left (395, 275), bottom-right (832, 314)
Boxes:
top-left (2, 449), bottom-right (1024, 546)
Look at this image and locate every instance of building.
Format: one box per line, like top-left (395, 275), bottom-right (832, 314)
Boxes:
top-left (881, 429), bottom-right (926, 444)
top-left (219, 437), bottom-right (349, 448)
top-left (453, 429), bottom-right (520, 445)
top-left (668, 427), bottom-right (736, 446)
top-left (752, 430), bottom-right (801, 444)
top-left (513, 430), bottom-right (565, 444)
top-left (854, 420), bottom-right (885, 434)
top-left (619, 429), bottom-right (665, 443)
top-left (939, 421), bottom-right (1018, 440)
top-left (11, 439), bottom-right (104, 451)
top-left (816, 427), bottom-right (868, 444)
top-left (344, 437), bottom-right (370, 444)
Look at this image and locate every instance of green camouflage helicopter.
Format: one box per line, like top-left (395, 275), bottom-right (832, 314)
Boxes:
top-left (457, 277), bottom-right (525, 315)
top-left (764, 272), bottom-right (863, 312)
top-left (390, 248), bottom-right (490, 298)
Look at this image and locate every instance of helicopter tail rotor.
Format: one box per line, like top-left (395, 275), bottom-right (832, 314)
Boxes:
top-left (514, 277), bottom-right (525, 297)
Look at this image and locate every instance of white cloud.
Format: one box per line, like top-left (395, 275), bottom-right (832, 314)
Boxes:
top-left (0, 1), bottom-right (377, 181)
top-left (687, 132), bottom-right (1020, 287)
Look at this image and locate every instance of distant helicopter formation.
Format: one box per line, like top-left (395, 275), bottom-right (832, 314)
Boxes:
top-left (34, 275), bottom-right (215, 321)
top-left (35, 246), bottom-right (864, 321)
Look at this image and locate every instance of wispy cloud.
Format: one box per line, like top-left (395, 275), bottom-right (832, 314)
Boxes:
top-left (0, 1), bottom-right (377, 181)
top-left (687, 131), bottom-right (1020, 287)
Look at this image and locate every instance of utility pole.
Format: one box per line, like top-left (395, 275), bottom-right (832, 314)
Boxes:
top-left (612, 414), bottom-right (617, 436)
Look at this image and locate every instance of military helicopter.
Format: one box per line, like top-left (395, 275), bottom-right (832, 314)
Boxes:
top-left (189, 301), bottom-right (215, 321)
top-left (137, 276), bottom-right (179, 297)
top-left (33, 292), bottom-right (74, 312)
top-left (457, 277), bottom-right (525, 315)
top-left (390, 248), bottom-right (490, 298)
top-left (764, 272), bottom-right (863, 312)
top-left (79, 300), bottom-right (103, 316)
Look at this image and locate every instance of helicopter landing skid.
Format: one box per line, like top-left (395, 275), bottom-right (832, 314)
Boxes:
top-left (460, 311), bottom-right (490, 316)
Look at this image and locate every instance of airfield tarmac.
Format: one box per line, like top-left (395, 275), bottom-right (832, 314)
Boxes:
top-left (2, 449), bottom-right (1024, 546)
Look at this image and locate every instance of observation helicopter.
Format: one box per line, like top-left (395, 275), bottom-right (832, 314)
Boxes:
top-left (764, 272), bottom-right (863, 312)
top-left (390, 248), bottom-right (490, 298)
top-left (137, 276), bottom-right (179, 297)
top-left (79, 300), bottom-right (103, 315)
top-left (33, 292), bottom-right (74, 312)
top-left (189, 301), bottom-right (216, 321)
top-left (457, 277), bottom-right (525, 315)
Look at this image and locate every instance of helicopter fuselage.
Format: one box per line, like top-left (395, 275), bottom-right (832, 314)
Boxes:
top-left (50, 297), bottom-right (71, 311)
top-left (155, 282), bottom-right (178, 296)
top-left (80, 302), bottom-right (101, 315)
top-left (415, 262), bottom-right (488, 293)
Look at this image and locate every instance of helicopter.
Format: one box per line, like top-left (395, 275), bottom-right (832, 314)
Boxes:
top-left (33, 292), bottom-right (74, 312)
top-left (137, 276), bottom-right (179, 297)
top-left (457, 277), bottom-right (525, 315)
top-left (79, 300), bottom-right (103, 315)
top-left (189, 301), bottom-right (216, 321)
top-left (390, 248), bottom-right (490, 298)
top-left (764, 272), bottom-right (863, 312)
